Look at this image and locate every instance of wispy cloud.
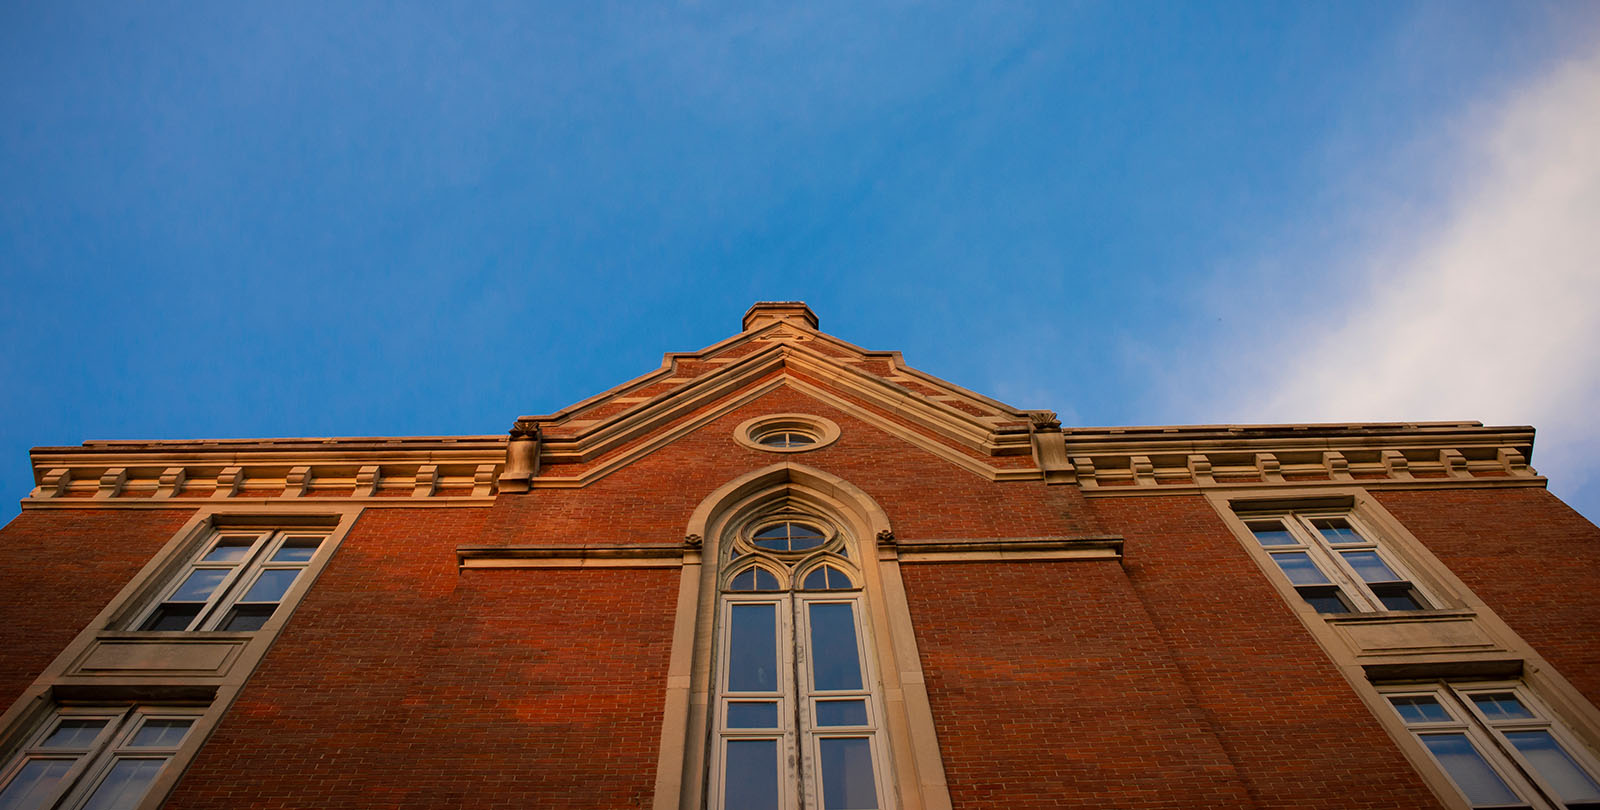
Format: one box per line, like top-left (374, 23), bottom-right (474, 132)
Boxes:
top-left (1211, 43), bottom-right (1600, 513)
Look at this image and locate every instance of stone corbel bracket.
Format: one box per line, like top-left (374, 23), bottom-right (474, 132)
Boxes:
top-left (498, 418), bottom-right (542, 494)
top-left (1026, 411), bottom-right (1073, 484)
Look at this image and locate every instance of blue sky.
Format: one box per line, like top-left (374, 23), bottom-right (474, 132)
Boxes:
top-left (3, 1), bottom-right (1598, 521)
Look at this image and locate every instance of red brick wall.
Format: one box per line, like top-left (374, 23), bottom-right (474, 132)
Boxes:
top-left (0, 508), bottom-right (195, 707)
top-left (1086, 495), bottom-right (1443, 809)
top-left (903, 560), bottom-right (1257, 809)
top-left (163, 508), bottom-right (678, 810)
top-left (1376, 487), bottom-right (1600, 704)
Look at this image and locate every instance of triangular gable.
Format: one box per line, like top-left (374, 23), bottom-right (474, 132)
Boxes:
top-left (503, 303), bottom-right (1061, 488)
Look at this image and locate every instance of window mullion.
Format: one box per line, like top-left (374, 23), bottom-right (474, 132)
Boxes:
top-left (1295, 518), bottom-right (1380, 611)
top-left (793, 595), bottom-right (815, 810)
top-left (195, 532), bottom-right (275, 630)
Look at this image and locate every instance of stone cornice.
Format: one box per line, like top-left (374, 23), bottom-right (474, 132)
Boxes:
top-left (1044, 421), bottom-right (1542, 495)
top-left (25, 437), bottom-right (505, 507)
top-left (21, 420), bottom-right (1545, 508)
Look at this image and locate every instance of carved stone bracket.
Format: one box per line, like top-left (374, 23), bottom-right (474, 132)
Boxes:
top-left (499, 418), bottom-right (543, 494)
top-left (213, 467), bottom-right (243, 499)
top-left (413, 465), bottom-right (439, 498)
top-left (154, 467), bottom-right (185, 499)
top-left (283, 466), bottom-right (313, 498)
top-left (94, 468), bottom-right (127, 499)
top-left (1026, 411), bottom-right (1062, 432)
top-left (684, 533), bottom-right (703, 548)
top-left (876, 529), bottom-right (896, 546)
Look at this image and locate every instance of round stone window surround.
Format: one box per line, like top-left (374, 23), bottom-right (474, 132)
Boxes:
top-left (733, 413), bottom-right (841, 453)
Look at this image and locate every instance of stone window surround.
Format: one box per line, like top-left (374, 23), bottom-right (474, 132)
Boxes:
top-left (1207, 486), bottom-right (1600, 810)
top-left (734, 413), bottom-right (842, 455)
top-left (0, 703), bottom-right (206, 810)
top-left (0, 504), bottom-right (361, 810)
top-left (1238, 507), bottom-right (1437, 614)
top-left (654, 463), bottom-right (954, 810)
top-left (1380, 679), bottom-right (1600, 809)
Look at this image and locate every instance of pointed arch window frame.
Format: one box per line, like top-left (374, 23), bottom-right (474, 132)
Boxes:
top-left (651, 463), bottom-right (952, 810)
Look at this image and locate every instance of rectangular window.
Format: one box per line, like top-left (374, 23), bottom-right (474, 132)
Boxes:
top-left (1242, 512), bottom-right (1430, 614)
top-left (0, 706), bottom-right (201, 810)
top-left (1383, 682), bottom-right (1600, 809)
top-left (134, 528), bottom-right (328, 632)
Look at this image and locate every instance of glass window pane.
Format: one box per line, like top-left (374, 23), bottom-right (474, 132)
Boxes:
top-left (1389, 695), bottom-right (1452, 724)
top-left (820, 737), bottom-right (879, 809)
top-left (1341, 551), bottom-right (1401, 583)
top-left (753, 569), bottom-right (779, 591)
top-left (789, 536), bottom-right (823, 552)
top-left (808, 603), bottom-right (863, 692)
top-left (817, 700), bottom-right (869, 727)
top-left (729, 569), bottom-right (756, 591)
top-left (1300, 591), bottom-right (1350, 614)
top-left (728, 604), bottom-right (778, 693)
top-left (200, 540), bottom-right (253, 563)
top-left (753, 526), bottom-right (787, 540)
top-left (1313, 518), bottom-right (1363, 544)
top-left (726, 702), bottom-right (779, 729)
top-left (1376, 590), bottom-right (1425, 611)
top-left (724, 739), bottom-right (779, 810)
top-left (1470, 693), bottom-right (1534, 721)
top-left (0, 758), bottom-right (76, 810)
top-left (221, 606), bottom-right (274, 632)
top-left (1503, 731), bottom-right (1600, 802)
top-left (168, 569), bottom-right (227, 602)
top-left (789, 523), bottom-right (824, 539)
top-left (130, 720), bottom-right (192, 749)
top-left (140, 604), bottom-right (201, 632)
top-left (804, 568), bottom-right (829, 591)
top-left (41, 719), bottom-right (107, 749)
top-left (1420, 733), bottom-right (1521, 806)
top-left (240, 569), bottom-right (300, 603)
top-left (80, 758), bottom-right (166, 810)
top-left (825, 568), bottom-right (851, 589)
top-left (1271, 552), bottom-right (1330, 585)
top-left (1248, 522), bottom-right (1295, 546)
top-left (271, 542), bottom-right (320, 563)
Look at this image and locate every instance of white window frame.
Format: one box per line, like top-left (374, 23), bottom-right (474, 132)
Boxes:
top-left (1381, 681), bottom-right (1600, 810)
top-left (129, 527), bottom-right (332, 632)
top-left (1240, 509), bottom-right (1435, 613)
top-left (710, 553), bottom-right (894, 810)
top-left (0, 704), bottom-right (204, 810)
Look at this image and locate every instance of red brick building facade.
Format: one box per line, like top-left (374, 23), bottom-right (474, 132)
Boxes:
top-left (2, 302), bottom-right (1598, 810)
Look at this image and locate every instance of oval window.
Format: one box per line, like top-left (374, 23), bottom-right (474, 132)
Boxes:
top-left (752, 521), bottom-right (826, 552)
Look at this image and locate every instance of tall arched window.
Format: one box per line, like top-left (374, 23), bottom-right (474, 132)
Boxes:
top-left (711, 512), bottom-right (891, 810)
top-left (654, 464), bottom-right (948, 810)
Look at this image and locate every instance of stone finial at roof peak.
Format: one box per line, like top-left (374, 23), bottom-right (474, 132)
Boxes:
top-left (743, 301), bottom-right (819, 332)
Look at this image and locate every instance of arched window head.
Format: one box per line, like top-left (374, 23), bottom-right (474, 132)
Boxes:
top-left (801, 564), bottom-right (854, 591)
top-left (728, 566), bottom-right (782, 592)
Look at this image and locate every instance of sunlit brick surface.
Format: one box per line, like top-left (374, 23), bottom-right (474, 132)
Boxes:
top-left (1377, 487), bottom-right (1600, 704)
top-left (0, 508), bottom-right (194, 707)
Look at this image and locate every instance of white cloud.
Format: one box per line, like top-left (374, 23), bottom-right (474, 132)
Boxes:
top-left (1224, 46), bottom-right (1600, 509)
